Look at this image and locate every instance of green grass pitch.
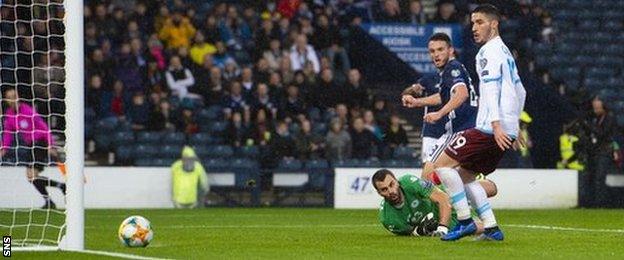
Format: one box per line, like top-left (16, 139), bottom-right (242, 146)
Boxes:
top-left (8, 208), bottom-right (624, 259)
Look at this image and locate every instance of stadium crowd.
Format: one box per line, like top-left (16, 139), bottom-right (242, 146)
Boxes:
top-left (81, 0), bottom-right (563, 168)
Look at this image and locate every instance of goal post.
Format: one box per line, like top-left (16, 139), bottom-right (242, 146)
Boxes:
top-left (63, 0), bottom-right (84, 251)
top-left (61, 0), bottom-right (85, 250)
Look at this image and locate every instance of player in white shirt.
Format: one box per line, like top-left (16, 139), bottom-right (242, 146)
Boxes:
top-left (429, 4), bottom-right (526, 241)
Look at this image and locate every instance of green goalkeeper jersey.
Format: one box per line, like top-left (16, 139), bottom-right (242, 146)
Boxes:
top-left (378, 175), bottom-right (457, 235)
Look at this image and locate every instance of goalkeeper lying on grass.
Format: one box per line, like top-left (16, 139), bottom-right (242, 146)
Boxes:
top-left (373, 169), bottom-right (497, 236)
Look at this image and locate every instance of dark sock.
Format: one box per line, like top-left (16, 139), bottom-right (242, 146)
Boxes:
top-left (459, 218), bottom-right (473, 226)
top-left (32, 178), bottom-right (50, 199)
top-left (485, 226), bottom-right (500, 233)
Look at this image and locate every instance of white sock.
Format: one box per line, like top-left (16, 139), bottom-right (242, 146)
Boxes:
top-left (436, 167), bottom-right (471, 220)
top-left (465, 180), bottom-right (497, 228)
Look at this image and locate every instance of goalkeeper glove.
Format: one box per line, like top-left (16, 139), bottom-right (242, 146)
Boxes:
top-left (413, 213), bottom-right (438, 236)
top-left (431, 225), bottom-right (449, 237)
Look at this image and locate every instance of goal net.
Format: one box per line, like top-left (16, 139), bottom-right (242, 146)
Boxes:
top-left (0, 0), bottom-right (83, 251)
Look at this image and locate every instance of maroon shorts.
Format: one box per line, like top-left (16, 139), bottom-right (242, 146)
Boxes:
top-left (443, 128), bottom-right (506, 175)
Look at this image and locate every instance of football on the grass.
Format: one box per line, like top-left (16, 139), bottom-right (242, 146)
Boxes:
top-left (118, 215), bottom-right (153, 247)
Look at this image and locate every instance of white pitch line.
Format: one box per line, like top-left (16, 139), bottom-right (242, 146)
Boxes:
top-left (505, 224), bottom-right (624, 234)
top-left (65, 249), bottom-right (173, 260)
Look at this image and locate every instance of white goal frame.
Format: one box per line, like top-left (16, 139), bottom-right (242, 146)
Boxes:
top-left (62, 0), bottom-right (84, 251)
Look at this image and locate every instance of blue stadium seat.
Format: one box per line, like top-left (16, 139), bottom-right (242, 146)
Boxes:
top-left (333, 159), bottom-right (361, 168)
top-left (94, 133), bottom-right (113, 152)
top-left (153, 158), bottom-right (176, 167)
top-left (189, 133), bottom-right (223, 145)
top-left (135, 158), bottom-right (154, 167)
top-left (305, 160), bottom-right (330, 189)
top-left (203, 158), bottom-right (228, 171)
top-left (163, 132), bottom-right (186, 145)
top-left (276, 159), bottom-right (303, 171)
top-left (112, 131), bottom-right (134, 147)
top-left (136, 131), bottom-right (164, 144)
top-left (160, 145), bottom-right (183, 159)
top-left (115, 145), bottom-right (134, 163)
top-left (382, 159), bottom-right (405, 168)
top-left (359, 159), bottom-right (381, 168)
top-left (209, 121), bottom-right (228, 136)
top-left (205, 145), bottom-right (234, 158)
top-left (393, 146), bottom-right (415, 160)
top-left (229, 158), bottom-right (258, 188)
top-left (134, 144), bottom-right (159, 158)
top-left (237, 146), bottom-right (259, 159)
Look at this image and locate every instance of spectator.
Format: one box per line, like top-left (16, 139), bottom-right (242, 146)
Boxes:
top-left (540, 12), bottom-right (554, 43)
top-left (189, 32), bottom-right (217, 66)
top-left (350, 117), bottom-right (378, 159)
top-left (363, 110), bottom-right (384, 140)
top-left (171, 146), bottom-right (209, 208)
top-left (222, 81), bottom-right (250, 119)
top-left (219, 5), bottom-right (253, 54)
top-left (251, 83), bottom-right (278, 119)
top-left (240, 67), bottom-right (256, 99)
top-left (376, 0), bottom-right (403, 22)
top-left (158, 10), bottom-right (197, 49)
top-left (84, 23), bottom-right (100, 54)
top-left (279, 57), bottom-right (295, 85)
top-left (313, 14), bottom-right (351, 78)
top-left (115, 42), bottom-right (144, 93)
top-left (372, 97), bottom-right (391, 128)
top-left (277, 0), bottom-right (301, 19)
top-left (264, 38), bottom-right (286, 71)
top-left (145, 59), bottom-right (165, 91)
top-left (312, 68), bottom-right (347, 111)
top-left (223, 60), bottom-right (242, 82)
top-left (582, 95), bottom-right (619, 207)
top-left (203, 15), bottom-right (222, 44)
top-left (165, 55), bottom-right (199, 100)
top-left (335, 103), bottom-right (350, 129)
top-left (104, 80), bottom-right (128, 119)
top-left (290, 34), bottom-right (320, 74)
top-left (325, 118), bottom-right (352, 161)
top-left (226, 112), bottom-right (251, 147)
top-left (249, 108), bottom-right (272, 146)
top-left (295, 119), bottom-right (325, 160)
top-left (431, 1), bottom-right (459, 24)
top-left (268, 72), bottom-right (286, 101)
top-left (127, 92), bottom-right (150, 131)
top-left (148, 100), bottom-right (175, 131)
top-left (213, 41), bottom-right (237, 69)
top-left (146, 34), bottom-right (167, 70)
top-left (406, 0), bottom-right (427, 24)
top-left (177, 108), bottom-right (199, 134)
top-left (383, 114), bottom-right (408, 148)
top-left (346, 69), bottom-right (369, 109)
top-left (202, 67), bottom-right (226, 106)
top-left (86, 75), bottom-right (105, 119)
top-left (88, 49), bottom-right (114, 86)
top-left (279, 84), bottom-right (307, 122)
top-left (255, 19), bottom-right (280, 56)
top-left (269, 120), bottom-right (297, 160)
top-left (255, 58), bottom-right (272, 84)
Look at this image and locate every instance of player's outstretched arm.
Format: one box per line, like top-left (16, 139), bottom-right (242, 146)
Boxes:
top-left (404, 93), bottom-right (442, 108)
top-left (423, 84), bottom-right (468, 123)
top-left (428, 187), bottom-right (451, 233)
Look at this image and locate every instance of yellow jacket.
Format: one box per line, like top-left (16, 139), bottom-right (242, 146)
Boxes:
top-left (171, 146), bottom-right (208, 204)
top-left (557, 133), bottom-right (584, 171)
top-left (190, 43), bottom-right (217, 65)
top-left (158, 18), bottom-right (197, 49)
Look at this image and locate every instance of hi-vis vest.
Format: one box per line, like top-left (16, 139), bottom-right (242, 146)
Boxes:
top-left (557, 133), bottom-right (584, 171)
top-left (171, 147), bottom-right (209, 204)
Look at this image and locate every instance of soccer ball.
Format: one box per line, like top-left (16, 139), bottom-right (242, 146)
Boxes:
top-left (118, 215), bottom-right (153, 247)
